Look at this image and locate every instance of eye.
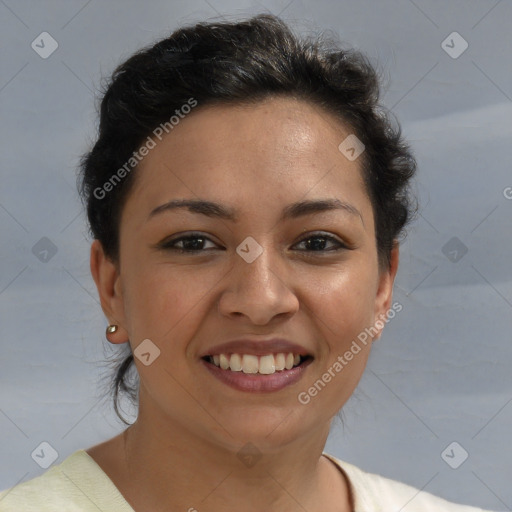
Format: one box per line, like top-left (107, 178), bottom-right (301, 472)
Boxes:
top-left (293, 232), bottom-right (348, 253)
top-left (158, 232), bottom-right (220, 253)
top-left (157, 231), bottom-right (349, 254)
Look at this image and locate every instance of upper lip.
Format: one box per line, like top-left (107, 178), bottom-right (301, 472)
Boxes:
top-left (200, 338), bottom-right (313, 358)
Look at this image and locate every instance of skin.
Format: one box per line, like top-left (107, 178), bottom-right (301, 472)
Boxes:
top-left (87, 96), bottom-right (399, 512)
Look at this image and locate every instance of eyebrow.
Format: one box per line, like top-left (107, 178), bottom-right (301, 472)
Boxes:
top-left (148, 198), bottom-right (364, 225)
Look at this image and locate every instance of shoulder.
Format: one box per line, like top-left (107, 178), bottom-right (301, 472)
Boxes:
top-left (322, 452), bottom-right (494, 512)
top-left (0, 449), bottom-right (132, 512)
top-left (0, 463), bottom-right (64, 512)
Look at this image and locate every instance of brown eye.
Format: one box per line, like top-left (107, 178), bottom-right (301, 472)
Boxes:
top-left (159, 233), bottom-right (220, 253)
top-left (293, 233), bottom-right (348, 252)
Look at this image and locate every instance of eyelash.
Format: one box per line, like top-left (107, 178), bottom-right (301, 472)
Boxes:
top-left (158, 231), bottom-right (349, 254)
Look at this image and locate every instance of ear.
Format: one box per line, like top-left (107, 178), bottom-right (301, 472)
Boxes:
top-left (372, 242), bottom-right (400, 341)
top-left (90, 239), bottom-right (129, 344)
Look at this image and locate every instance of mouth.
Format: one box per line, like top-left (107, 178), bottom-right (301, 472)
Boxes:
top-left (201, 352), bottom-right (314, 392)
top-left (202, 352), bottom-right (312, 374)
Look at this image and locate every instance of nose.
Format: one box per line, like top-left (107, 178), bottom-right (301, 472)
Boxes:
top-left (217, 242), bottom-right (299, 325)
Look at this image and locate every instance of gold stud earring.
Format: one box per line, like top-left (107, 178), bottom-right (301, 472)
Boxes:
top-left (106, 324), bottom-right (118, 335)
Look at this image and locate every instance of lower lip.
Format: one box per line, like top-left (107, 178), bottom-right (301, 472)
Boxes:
top-left (201, 358), bottom-right (313, 393)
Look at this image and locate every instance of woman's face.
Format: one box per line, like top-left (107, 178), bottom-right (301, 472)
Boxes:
top-left (94, 96), bottom-right (398, 451)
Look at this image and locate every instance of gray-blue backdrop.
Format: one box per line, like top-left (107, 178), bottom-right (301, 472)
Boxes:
top-left (1, 1), bottom-right (511, 510)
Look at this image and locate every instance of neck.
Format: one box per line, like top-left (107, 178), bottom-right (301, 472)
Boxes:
top-left (118, 404), bottom-right (351, 512)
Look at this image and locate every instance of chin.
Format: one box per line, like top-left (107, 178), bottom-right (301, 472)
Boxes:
top-left (216, 407), bottom-right (315, 451)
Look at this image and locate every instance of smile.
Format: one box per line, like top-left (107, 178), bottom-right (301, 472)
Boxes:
top-left (201, 353), bottom-right (313, 392)
top-left (205, 352), bottom-right (310, 374)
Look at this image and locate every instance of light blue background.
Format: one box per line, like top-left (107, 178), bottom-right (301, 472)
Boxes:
top-left (1, 1), bottom-right (511, 510)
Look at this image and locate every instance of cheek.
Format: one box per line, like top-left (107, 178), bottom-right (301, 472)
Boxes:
top-left (299, 271), bottom-right (375, 414)
top-left (121, 266), bottom-right (184, 339)
top-left (309, 262), bottom-right (378, 336)
top-left (121, 262), bottom-right (223, 346)
top-left (306, 260), bottom-right (378, 385)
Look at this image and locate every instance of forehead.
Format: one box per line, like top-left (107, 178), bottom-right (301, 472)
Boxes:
top-left (124, 96), bottom-right (371, 223)
top-left (154, 96), bottom-right (355, 165)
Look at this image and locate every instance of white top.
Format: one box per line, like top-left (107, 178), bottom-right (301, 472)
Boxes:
top-left (0, 449), bottom-right (493, 511)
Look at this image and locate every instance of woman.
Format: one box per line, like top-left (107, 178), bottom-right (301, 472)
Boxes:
top-left (0, 13), bottom-right (494, 512)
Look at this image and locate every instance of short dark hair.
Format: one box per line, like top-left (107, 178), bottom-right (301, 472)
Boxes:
top-left (78, 13), bottom-right (417, 424)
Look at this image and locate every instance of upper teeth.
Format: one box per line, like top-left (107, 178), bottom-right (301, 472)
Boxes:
top-left (210, 353), bottom-right (302, 374)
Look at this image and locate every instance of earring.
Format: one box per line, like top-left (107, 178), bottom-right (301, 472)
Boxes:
top-left (105, 324), bottom-right (128, 345)
top-left (106, 324), bottom-right (118, 341)
top-left (106, 324), bottom-right (118, 334)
